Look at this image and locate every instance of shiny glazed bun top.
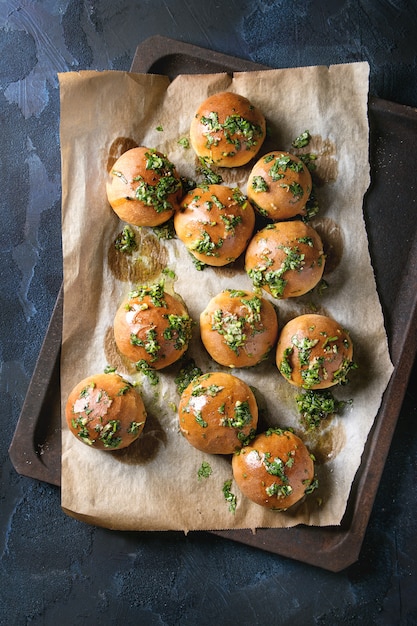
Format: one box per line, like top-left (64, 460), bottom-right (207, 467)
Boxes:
top-left (247, 151), bottom-right (312, 220)
top-left (65, 372), bottom-right (147, 450)
top-left (232, 428), bottom-right (316, 510)
top-left (178, 371), bottom-right (258, 455)
top-left (200, 289), bottom-right (279, 368)
top-left (190, 92), bottom-right (266, 167)
top-left (276, 313), bottom-right (355, 389)
top-left (106, 147), bottom-right (182, 227)
top-left (174, 184), bottom-right (255, 266)
top-left (113, 282), bottom-right (193, 370)
top-left (245, 220), bottom-right (325, 299)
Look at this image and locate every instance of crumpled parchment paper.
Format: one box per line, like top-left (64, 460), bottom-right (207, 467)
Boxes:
top-left (59, 62), bottom-right (394, 531)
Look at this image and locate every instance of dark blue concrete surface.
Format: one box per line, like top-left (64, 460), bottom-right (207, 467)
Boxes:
top-left (1, 1), bottom-right (417, 623)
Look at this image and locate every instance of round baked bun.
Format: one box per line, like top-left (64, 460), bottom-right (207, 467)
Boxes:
top-left (276, 313), bottom-right (355, 389)
top-left (174, 185), bottom-right (255, 266)
top-left (245, 221), bottom-right (325, 299)
top-left (106, 147), bottom-right (182, 227)
top-left (200, 289), bottom-right (278, 368)
top-left (178, 372), bottom-right (258, 454)
top-left (114, 283), bottom-right (193, 369)
top-left (190, 92), bottom-right (266, 167)
top-left (247, 151), bottom-right (312, 220)
top-left (232, 428), bottom-right (315, 510)
top-left (65, 372), bottom-right (147, 450)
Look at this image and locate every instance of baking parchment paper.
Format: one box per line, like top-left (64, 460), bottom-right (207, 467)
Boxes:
top-left (59, 63), bottom-right (394, 531)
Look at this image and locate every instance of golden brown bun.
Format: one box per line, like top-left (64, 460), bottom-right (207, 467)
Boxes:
top-left (106, 147), bottom-right (182, 226)
top-left (174, 185), bottom-right (255, 266)
top-left (200, 289), bottom-right (278, 368)
top-left (247, 151), bottom-right (312, 220)
top-left (276, 313), bottom-right (354, 389)
top-left (245, 221), bottom-right (325, 299)
top-left (65, 372), bottom-right (147, 450)
top-left (113, 283), bottom-right (193, 369)
top-left (178, 372), bottom-right (258, 454)
top-left (232, 429), bottom-right (315, 510)
top-left (190, 92), bottom-right (266, 167)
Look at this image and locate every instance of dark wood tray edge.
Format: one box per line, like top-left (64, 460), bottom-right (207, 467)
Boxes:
top-left (9, 36), bottom-right (417, 572)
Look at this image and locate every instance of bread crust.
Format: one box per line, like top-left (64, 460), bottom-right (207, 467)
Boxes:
top-left (174, 184), bottom-right (255, 266)
top-left (276, 313), bottom-right (354, 389)
top-left (65, 372), bottom-right (147, 450)
top-left (178, 371), bottom-right (258, 454)
top-left (190, 92), bottom-right (266, 167)
top-left (200, 289), bottom-right (278, 368)
top-left (247, 151), bottom-right (312, 220)
top-left (232, 429), bottom-right (315, 509)
top-left (113, 284), bottom-right (193, 369)
top-left (106, 147), bottom-right (182, 226)
top-left (245, 221), bottom-right (325, 299)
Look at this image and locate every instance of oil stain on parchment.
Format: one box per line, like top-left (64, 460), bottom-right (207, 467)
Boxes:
top-left (311, 216), bottom-right (344, 275)
top-left (107, 136), bottom-right (139, 172)
top-left (293, 134), bottom-right (338, 186)
top-left (108, 226), bottom-right (168, 284)
top-left (301, 418), bottom-right (347, 465)
top-left (111, 411), bottom-right (168, 465)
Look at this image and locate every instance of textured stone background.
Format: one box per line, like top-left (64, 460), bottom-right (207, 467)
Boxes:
top-left (1, 1), bottom-right (417, 623)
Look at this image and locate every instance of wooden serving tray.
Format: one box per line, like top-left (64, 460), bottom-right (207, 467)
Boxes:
top-left (9, 36), bottom-right (417, 571)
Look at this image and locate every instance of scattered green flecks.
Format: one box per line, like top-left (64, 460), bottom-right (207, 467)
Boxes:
top-left (197, 460), bottom-right (213, 481)
top-left (222, 479), bottom-right (237, 514)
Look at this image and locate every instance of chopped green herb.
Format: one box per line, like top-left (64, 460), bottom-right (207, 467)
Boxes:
top-left (278, 347), bottom-right (293, 379)
top-left (189, 230), bottom-right (223, 256)
top-left (114, 226), bottom-right (137, 253)
top-left (130, 328), bottom-right (161, 361)
top-left (232, 188), bottom-right (247, 206)
top-left (197, 460), bottom-right (213, 480)
top-left (295, 389), bottom-right (349, 430)
top-left (292, 335), bottom-right (319, 366)
top-left (178, 136), bottom-right (190, 148)
top-left (111, 169), bottom-right (128, 184)
top-left (190, 254), bottom-right (207, 271)
top-left (211, 309), bottom-right (247, 354)
top-left (71, 416), bottom-right (94, 445)
top-left (128, 421), bottom-right (145, 435)
top-left (135, 360), bottom-right (159, 385)
top-left (247, 245), bottom-right (305, 298)
top-left (304, 188), bottom-right (320, 220)
top-left (237, 428), bottom-right (257, 446)
top-left (174, 359), bottom-right (203, 395)
top-left (222, 479), bottom-right (237, 514)
top-left (195, 412), bottom-right (208, 428)
top-left (220, 213), bottom-right (242, 232)
top-left (200, 111), bottom-right (264, 152)
top-left (251, 175), bottom-right (269, 192)
top-left (162, 267), bottom-right (176, 279)
top-left (129, 282), bottom-right (167, 307)
top-left (197, 156), bottom-right (223, 184)
top-left (221, 400), bottom-right (253, 429)
top-left (292, 130), bottom-right (311, 149)
top-left (134, 175), bottom-right (181, 213)
top-left (332, 359), bottom-right (357, 385)
top-left (98, 420), bottom-right (122, 448)
top-left (265, 482), bottom-right (293, 498)
top-left (299, 152), bottom-right (317, 171)
top-left (117, 384), bottom-right (131, 396)
top-left (304, 477), bottom-right (319, 495)
top-left (163, 313), bottom-right (193, 350)
top-left (153, 219), bottom-right (176, 240)
top-left (300, 356), bottom-right (325, 388)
